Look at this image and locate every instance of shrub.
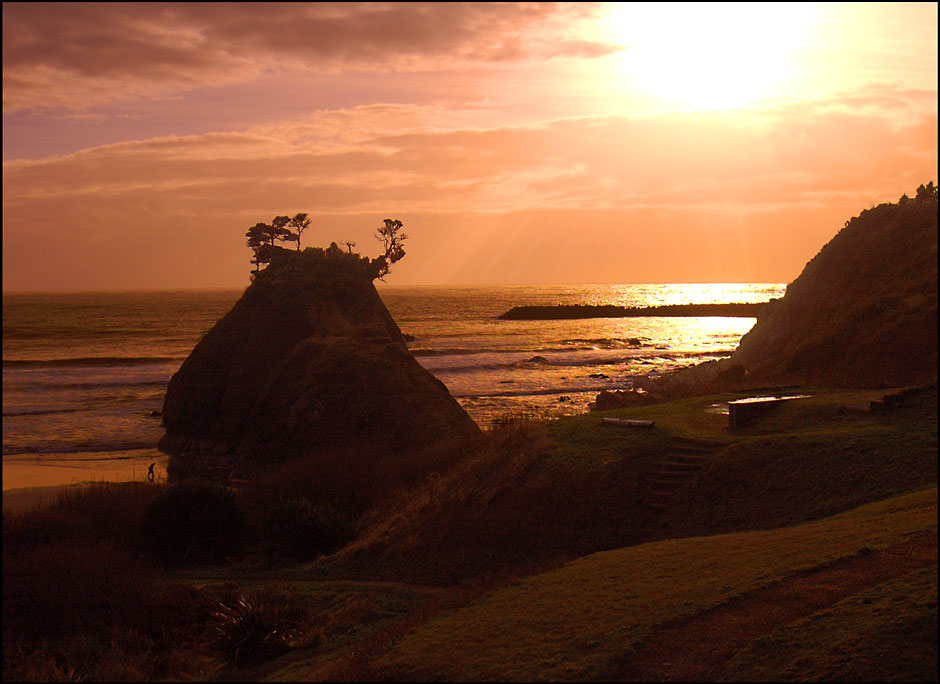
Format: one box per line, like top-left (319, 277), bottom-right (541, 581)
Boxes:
top-left (260, 497), bottom-right (355, 563)
top-left (141, 482), bottom-right (246, 566)
top-left (212, 591), bottom-right (297, 668)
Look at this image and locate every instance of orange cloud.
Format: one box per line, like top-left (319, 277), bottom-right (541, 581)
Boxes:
top-left (3, 2), bottom-right (619, 112)
top-left (3, 84), bottom-right (935, 291)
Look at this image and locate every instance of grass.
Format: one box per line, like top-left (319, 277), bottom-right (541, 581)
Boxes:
top-left (717, 564), bottom-right (938, 682)
top-left (375, 486), bottom-right (937, 682)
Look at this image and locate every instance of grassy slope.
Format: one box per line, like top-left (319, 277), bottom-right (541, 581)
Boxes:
top-left (374, 487), bottom-right (937, 682)
top-left (718, 565), bottom-right (938, 682)
top-left (314, 386), bottom-right (936, 586)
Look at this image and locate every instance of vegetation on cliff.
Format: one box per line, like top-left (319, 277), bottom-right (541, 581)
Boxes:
top-left (731, 184), bottom-right (938, 388)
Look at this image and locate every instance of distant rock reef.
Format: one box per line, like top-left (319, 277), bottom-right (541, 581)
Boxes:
top-left (498, 303), bottom-right (766, 320)
top-left (159, 247), bottom-right (480, 480)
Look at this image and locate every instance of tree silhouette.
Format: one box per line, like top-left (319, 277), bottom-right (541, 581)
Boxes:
top-left (290, 213), bottom-right (311, 250)
top-left (246, 222), bottom-right (272, 274)
top-left (272, 215), bottom-right (298, 246)
top-left (915, 181), bottom-right (937, 203)
top-left (372, 219), bottom-right (408, 279)
top-left (245, 214), bottom-right (408, 280)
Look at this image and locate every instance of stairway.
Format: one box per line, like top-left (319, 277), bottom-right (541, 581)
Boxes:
top-left (643, 437), bottom-right (722, 516)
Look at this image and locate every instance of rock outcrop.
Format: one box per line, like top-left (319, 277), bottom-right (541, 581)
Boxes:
top-left (731, 198), bottom-right (938, 388)
top-left (159, 247), bottom-right (480, 480)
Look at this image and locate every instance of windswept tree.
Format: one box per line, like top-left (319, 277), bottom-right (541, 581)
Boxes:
top-left (246, 222), bottom-right (272, 274)
top-left (246, 219), bottom-right (292, 275)
top-left (272, 215), bottom-right (298, 246)
top-left (371, 218), bottom-right (408, 279)
top-left (290, 213), bottom-right (312, 250)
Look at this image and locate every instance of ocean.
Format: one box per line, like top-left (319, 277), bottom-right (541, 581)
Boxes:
top-left (2, 283), bottom-right (784, 490)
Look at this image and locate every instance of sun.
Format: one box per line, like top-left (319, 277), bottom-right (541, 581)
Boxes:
top-left (600, 2), bottom-right (817, 111)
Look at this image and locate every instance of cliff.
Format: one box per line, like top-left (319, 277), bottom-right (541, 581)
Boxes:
top-left (159, 247), bottom-right (480, 479)
top-left (732, 198), bottom-right (938, 387)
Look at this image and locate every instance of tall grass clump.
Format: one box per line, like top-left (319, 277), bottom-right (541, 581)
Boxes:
top-left (141, 481), bottom-right (246, 566)
top-left (212, 589), bottom-right (301, 669)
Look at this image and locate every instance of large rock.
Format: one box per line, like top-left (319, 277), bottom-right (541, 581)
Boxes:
top-left (732, 199), bottom-right (938, 387)
top-left (159, 247), bottom-right (480, 479)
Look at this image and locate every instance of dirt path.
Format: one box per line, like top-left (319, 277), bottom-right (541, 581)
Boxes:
top-left (613, 531), bottom-right (938, 681)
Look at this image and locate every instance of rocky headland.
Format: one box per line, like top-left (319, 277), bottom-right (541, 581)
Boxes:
top-left (611, 192), bottom-right (938, 403)
top-left (159, 246), bottom-right (480, 480)
top-left (731, 198), bottom-right (938, 388)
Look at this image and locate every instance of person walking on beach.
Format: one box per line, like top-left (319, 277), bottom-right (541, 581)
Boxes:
top-left (148, 462), bottom-right (155, 482)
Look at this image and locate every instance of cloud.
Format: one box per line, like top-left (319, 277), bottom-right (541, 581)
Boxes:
top-left (4, 86), bottom-right (935, 214)
top-left (2, 2), bottom-right (618, 112)
top-left (3, 85), bottom-right (936, 289)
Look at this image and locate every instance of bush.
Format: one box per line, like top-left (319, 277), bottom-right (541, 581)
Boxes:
top-left (212, 590), bottom-right (298, 668)
top-left (141, 482), bottom-right (246, 566)
top-left (261, 497), bottom-right (355, 563)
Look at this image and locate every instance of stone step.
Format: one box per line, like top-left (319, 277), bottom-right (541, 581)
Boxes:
top-left (649, 487), bottom-right (681, 499)
top-left (672, 445), bottom-right (717, 456)
top-left (664, 453), bottom-right (708, 465)
top-left (646, 471), bottom-right (690, 482)
top-left (656, 460), bottom-right (702, 472)
top-left (670, 436), bottom-right (724, 451)
top-left (646, 479), bottom-right (685, 489)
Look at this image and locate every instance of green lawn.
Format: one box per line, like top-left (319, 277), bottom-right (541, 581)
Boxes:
top-left (375, 486), bottom-right (937, 682)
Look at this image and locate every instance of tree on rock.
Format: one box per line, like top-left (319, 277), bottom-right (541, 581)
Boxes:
top-left (246, 222), bottom-right (273, 274)
top-left (246, 216), bottom-right (303, 274)
top-left (290, 213), bottom-right (311, 250)
top-left (915, 181), bottom-right (937, 203)
top-left (371, 219), bottom-right (408, 279)
top-left (245, 214), bottom-right (408, 281)
top-left (272, 215), bottom-right (299, 247)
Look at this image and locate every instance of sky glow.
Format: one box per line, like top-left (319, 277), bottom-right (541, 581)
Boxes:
top-left (2, 2), bottom-right (937, 291)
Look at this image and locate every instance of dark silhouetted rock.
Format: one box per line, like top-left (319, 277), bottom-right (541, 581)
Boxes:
top-left (732, 200), bottom-right (938, 388)
top-left (590, 389), bottom-right (655, 411)
top-left (159, 248), bottom-right (480, 480)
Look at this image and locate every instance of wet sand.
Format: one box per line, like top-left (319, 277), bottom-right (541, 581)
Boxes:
top-left (2, 452), bottom-right (169, 514)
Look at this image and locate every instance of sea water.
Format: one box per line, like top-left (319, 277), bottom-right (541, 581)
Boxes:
top-left (2, 283), bottom-right (784, 489)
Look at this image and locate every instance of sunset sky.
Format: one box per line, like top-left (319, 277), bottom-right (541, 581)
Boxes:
top-left (3, 2), bottom-right (937, 291)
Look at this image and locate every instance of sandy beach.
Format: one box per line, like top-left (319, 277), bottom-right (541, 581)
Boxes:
top-left (2, 452), bottom-right (169, 514)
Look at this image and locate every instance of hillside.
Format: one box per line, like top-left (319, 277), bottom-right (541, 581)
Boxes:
top-left (312, 384), bottom-right (936, 586)
top-left (732, 197), bottom-right (938, 388)
top-left (374, 487), bottom-right (936, 681)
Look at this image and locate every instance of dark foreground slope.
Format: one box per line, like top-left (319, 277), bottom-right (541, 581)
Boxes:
top-left (159, 248), bottom-right (480, 481)
top-left (732, 199), bottom-right (938, 387)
